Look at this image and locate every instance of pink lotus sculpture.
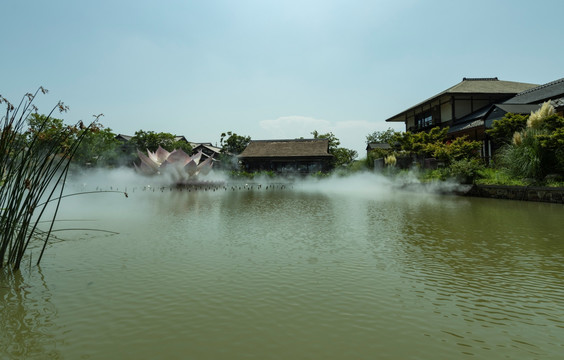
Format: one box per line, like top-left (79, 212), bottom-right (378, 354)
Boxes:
top-left (135, 146), bottom-right (214, 183)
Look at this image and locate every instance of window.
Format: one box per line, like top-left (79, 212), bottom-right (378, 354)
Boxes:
top-left (416, 112), bottom-right (433, 129)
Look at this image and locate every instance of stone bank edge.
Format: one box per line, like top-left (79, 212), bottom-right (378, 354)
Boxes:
top-left (465, 185), bottom-right (564, 204)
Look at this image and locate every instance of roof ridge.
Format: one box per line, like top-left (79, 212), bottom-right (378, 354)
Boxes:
top-left (514, 78), bottom-right (564, 97)
top-left (462, 77), bottom-right (499, 81)
top-left (250, 138), bottom-right (325, 142)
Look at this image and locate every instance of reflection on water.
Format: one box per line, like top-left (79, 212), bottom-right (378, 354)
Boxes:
top-left (1, 181), bottom-right (564, 359)
top-left (0, 268), bottom-right (62, 359)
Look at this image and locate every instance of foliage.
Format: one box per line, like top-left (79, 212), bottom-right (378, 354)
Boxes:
top-left (474, 168), bottom-right (530, 186)
top-left (366, 127), bottom-right (398, 145)
top-left (228, 170), bottom-right (275, 179)
top-left (391, 127), bottom-right (448, 156)
top-left (420, 158), bottom-right (485, 184)
top-left (494, 103), bottom-right (564, 181)
top-left (72, 122), bottom-right (121, 167)
top-left (486, 113), bottom-right (528, 144)
top-left (310, 170), bottom-right (331, 178)
top-left (427, 136), bottom-right (482, 163)
top-left (0, 89), bottom-right (90, 270)
top-left (384, 154), bottom-right (397, 166)
top-left (496, 128), bottom-right (547, 180)
top-left (311, 130), bottom-right (358, 167)
top-left (131, 130), bottom-right (192, 154)
top-left (332, 147), bottom-right (358, 167)
top-left (448, 158), bottom-right (486, 183)
top-left (348, 159), bottom-right (369, 173)
top-left (389, 126), bottom-right (480, 165)
top-left (26, 113), bottom-right (77, 153)
top-left (527, 101), bottom-right (555, 129)
top-left (220, 131), bottom-right (251, 155)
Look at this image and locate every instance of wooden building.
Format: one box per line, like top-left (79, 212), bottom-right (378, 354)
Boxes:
top-left (385, 77), bottom-right (538, 133)
top-left (384, 77), bottom-right (540, 160)
top-left (238, 139), bottom-right (333, 174)
top-left (191, 143), bottom-right (222, 161)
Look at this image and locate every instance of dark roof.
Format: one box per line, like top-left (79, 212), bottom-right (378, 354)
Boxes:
top-left (448, 119), bottom-right (484, 134)
top-left (174, 136), bottom-right (188, 143)
top-left (385, 77), bottom-right (538, 122)
top-left (504, 78), bottom-right (564, 104)
top-left (192, 143), bottom-right (222, 153)
top-left (366, 143), bottom-right (392, 151)
top-left (115, 134), bottom-right (189, 143)
top-left (239, 139), bottom-right (332, 158)
top-left (483, 104), bottom-right (541, 128)
top-left (449, 103), bottom-right (542, 133)
top-left (115, 134), bottom-right (133, 141)
top-left (454, 104), bottom-right (492, 123)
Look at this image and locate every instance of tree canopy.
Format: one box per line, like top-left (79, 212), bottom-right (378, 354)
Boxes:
top-left (220, 131), bottom-right (251, 155)
top-left (486, 113), bottom-right (528, 144)
top-left (311, 130), bottom-right (357, 167)
top-left (366, 128), bottom-right (398, 145)
top-left (131, 130), bottom-right (192, 154)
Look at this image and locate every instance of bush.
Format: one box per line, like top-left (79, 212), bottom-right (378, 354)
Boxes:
top-left (448, 158), bottom-right (485, 184)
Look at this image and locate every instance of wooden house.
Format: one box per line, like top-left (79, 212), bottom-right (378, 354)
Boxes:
top-left (238, 139), bottom-right (333, 174)
top-left (385, 77), bottom-right (538, 133)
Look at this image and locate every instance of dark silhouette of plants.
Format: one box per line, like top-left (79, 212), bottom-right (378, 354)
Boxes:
top-left (0, 88), bottom-right (104, 270)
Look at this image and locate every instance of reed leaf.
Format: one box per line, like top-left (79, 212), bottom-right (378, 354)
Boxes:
top-left (0, 89), bottom-right (93, 270)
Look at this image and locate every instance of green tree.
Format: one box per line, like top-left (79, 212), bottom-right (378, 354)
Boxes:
top-left (27, 113), bottom-right (78, 153)
top-left (311, 130), bottom-right (358, 167)
top-left (366, 128), bottom-right (398, 145)
top-left (73, 123), bottom-right (121, 166)
top-left (220, 131), bottom-right (251, 155)
top-left (391, 127), bottom-right (449, 156)
top-left (486, 113), bottom-right (528, 144)
top-left (131, 130), bottom-right (192, 154)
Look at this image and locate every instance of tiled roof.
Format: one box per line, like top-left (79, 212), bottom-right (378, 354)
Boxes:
top-left (448, 119), bottom-right (484, 134)
top-left (239, 139), bottom-right (332, 158)
top-left (505, 78), bottom-right (564, 104)
top-left (385, 77), bottom-right (538, 122)
top-left (366, 143), bottom-right (392, 150)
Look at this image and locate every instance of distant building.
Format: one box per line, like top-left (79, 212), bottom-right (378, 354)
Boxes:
top-left (366, 143), bottom-right (392, 157)
top-left (238, 139), bottom-right (333, 174)
top-left (191, 143), bottom-right (222, 160)
top-left (115, 134), bottom-right (133, 143)
top-left (384, 77), bottom-right (564, 161)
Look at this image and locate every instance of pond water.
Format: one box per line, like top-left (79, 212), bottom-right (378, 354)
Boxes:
top-left (1, 172), bottom-right (564, 359)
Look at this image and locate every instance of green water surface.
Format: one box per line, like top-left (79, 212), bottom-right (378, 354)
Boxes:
top-left (2, 177), bottom-right (564, 359)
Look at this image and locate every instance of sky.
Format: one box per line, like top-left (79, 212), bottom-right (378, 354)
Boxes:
top-left (2, 0), bottom-right (563, 156)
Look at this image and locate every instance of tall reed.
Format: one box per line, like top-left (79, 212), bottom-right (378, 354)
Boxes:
top-left (0, 88), bottom-right (91, 270)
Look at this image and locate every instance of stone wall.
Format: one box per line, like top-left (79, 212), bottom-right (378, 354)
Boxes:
top-left (465, 185), bottom-right (564, 204)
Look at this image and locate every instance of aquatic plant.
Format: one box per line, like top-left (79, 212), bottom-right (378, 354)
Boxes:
top-left (136, 146), bottom-right (214, 184)
top-left (0, 88), bottom-right (93, 270)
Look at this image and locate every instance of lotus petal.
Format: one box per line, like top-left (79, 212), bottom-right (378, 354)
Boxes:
top-left (184, 159), bottom-right (198, 176)
top-left (167, 149), bottom-right (192, 166)
top-left (148, 146), bottom-right (170, 165)
top-left (155, 146), bottom-right (171, 163)
top-left (196, 156), bottom-right (214, 176)
top-left (134, 161), bottom-right (158, 175)
top-left (191, 150), bottom-right (203, 165)
top-left (137, 150), bottom-right (160, 171)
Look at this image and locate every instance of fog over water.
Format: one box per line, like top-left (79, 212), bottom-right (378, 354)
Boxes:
top-left (66, 167), bottom-right (468, 198)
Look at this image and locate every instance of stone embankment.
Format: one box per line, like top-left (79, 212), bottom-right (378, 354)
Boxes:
top-left (465, 185), bottom-right (564, 204)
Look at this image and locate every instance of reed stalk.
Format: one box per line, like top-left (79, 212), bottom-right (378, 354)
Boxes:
top-left (0, 88), bottom-right (93, 270)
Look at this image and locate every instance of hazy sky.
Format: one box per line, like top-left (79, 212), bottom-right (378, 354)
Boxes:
top-left (2, 0), bottom-right (563, 155)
